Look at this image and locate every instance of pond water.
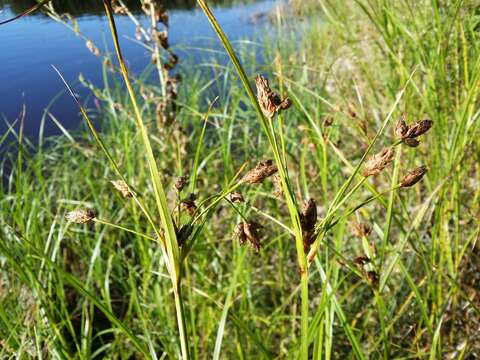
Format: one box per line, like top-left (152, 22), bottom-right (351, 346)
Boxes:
top-left (0, 0), bottom-right (275, 140)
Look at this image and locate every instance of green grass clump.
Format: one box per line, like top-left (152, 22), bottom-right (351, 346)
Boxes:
top-left (1, 0), bottom-right (479, 359)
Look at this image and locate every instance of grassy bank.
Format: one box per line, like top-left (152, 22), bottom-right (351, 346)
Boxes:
top-left (1, 0), bottom-right (479, 359)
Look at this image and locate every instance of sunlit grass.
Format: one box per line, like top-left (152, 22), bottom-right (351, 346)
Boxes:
top-left (0, 0), bottom-right (479, 359)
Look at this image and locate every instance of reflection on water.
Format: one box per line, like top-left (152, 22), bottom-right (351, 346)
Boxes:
top-left (0, 0), bottom-right (273, 139)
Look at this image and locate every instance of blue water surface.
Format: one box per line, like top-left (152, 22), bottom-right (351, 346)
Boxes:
top-left (0, 0), bottom-right (275, 139)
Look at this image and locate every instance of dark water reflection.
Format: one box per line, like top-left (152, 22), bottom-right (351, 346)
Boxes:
top-left (1, 0), bottom-right (257, 15)
top-left (0, 0), bottom-right (273, 139)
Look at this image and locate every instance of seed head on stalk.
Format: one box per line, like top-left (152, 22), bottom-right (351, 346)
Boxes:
top-left (240, 160), bottom-right (278, 184)
top-left (363, 148), bottom-right (395, 177)
top-left (65, 209), bottom-right (96, 224)
top-left (395, 115), bottom-right (433, 147)
top-left (255, 75), bottom-right (292, 119)
top-left (180, 200), bottom-right (197, 216)
top-left (400, 165), bottom-right (428, 187)
top-left (233, 221), bottom-right (262, 252)
top-left (403, 119), bottom-right (433, 139)
top-left (352, 223), bottom-right (372, 237)
top-left (111, 179), bottom-right (133, 198)
top-left (174, 176), bottom-right (188, 192)
top-left (300, 199), bottom-right (317, 252)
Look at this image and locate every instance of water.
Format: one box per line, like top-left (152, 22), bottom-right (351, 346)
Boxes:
top-left (0, 0), bottom-right (274, 140)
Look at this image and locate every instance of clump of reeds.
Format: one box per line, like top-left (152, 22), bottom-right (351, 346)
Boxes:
top-left (195, 4), bottom-right (436, 354)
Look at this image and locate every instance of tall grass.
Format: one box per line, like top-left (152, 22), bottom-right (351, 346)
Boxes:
top-left (0, 0), bottom-right (479, 359)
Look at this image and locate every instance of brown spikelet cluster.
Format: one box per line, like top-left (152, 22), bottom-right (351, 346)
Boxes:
top-left (175, 224), bottom-right (193, 247)
top-left (174, 176), bottom-right (188, 191)
top-left (400, 165), bottom-right (428, 188)
top-left (156, 76), bottom-right (180, 128)
top-left (352, 223), bottom-right (372, 238)
top-left (366, 271), bottom-right (379, 286)
top-left (111, 180), bottom-right (133, 198)
top-left (353, 255), bottom-right (371, 266)
top-left (229, 192), bottom-right (245, 203)
top-left (350, 221), bottom-right (379, 287)
top-left (255, 75), bottom-right (292, 119)
top-left (353, 254), bottom-right (379, 287)
top-left (109, 0), bottom-right (180, 128)
top-left (137, 0), bottom-right (180, 128)
top-left (395, 115), bottom-right (433, 147)
top-left (240, 160), bottom-right (278, 184)
top-left (363, 148), bottom-right (395, 177)
top-left (300, 199), bottom-right (317, 252)
top-left (180, 199), bottom-right (197, 216)
top-left (65, 209), bottom-right (95, 224)
top-left (233, 221), bottom-right (262, 252)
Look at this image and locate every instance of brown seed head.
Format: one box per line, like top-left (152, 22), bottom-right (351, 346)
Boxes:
top-left (353, 255), bottom-right (371, 266)
top-left (404, 119), bottom-right (433, 139)
top-left (65, 209), bottom-right (95, 224)
top-left (243, 221), bottom-right (262, 252)
top-left (174, 176), bottom-right (188, 191)
top-left (352, 223), bottom-right (372, 237)
top-left (363, 148), bottom-right (395, 177)
top-left (233, 222), bottom-right (247, 245)
top-left (229, 192), bottom-right (245, 203)
top-left (300, 199), bottom-right (317, 251)
top-left (300, 199), bottom-right (317, 233)
top-left (180, 200), bottom-right (197, 215)
top-left (154, 7), bottom-right (169, 25)
top-left (400, 165), bottom-right (427, 187)
top-left (323, 116), bottom-right (334, 127)
top-left (367, 270), bottom-right (379, 286)
top-left (234, 221), bottom-right (262, 252)
top-left (402, 138), bottom-right (420, 147)
top-left (111, 0), bottom-right (127, 14)
top-left (255, 75), bottom-right (291, 119)
top-left (395, 116), bottom-right (408, 138)
top-left (256, 75), bottom-right (276, 118)
top-left (279, 97), bottom-right (292, 110)
top-left (111, 180), bottom-right (133, 198)
top-left (152, 29), bottom-right (169, 49)
top-left (240, 160), bottom-right (278, 184)
top-left (176, 224), bottom-right (193, 247)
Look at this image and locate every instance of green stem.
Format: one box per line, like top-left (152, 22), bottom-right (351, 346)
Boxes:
top-left (381, 150), bottom-right (402, 267)
top-left (327, 177), bottom-right (367, 218)
top-left (173, 285), bottom-right (190, 360)
top-left (326, 186), bottom-right (400, 231)
top-left (103, 2), bottom-right (187, 356)
top-left (93, 219), bottom-right (155, 240)
top-left (300, 270), bottom-right (309, 359)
